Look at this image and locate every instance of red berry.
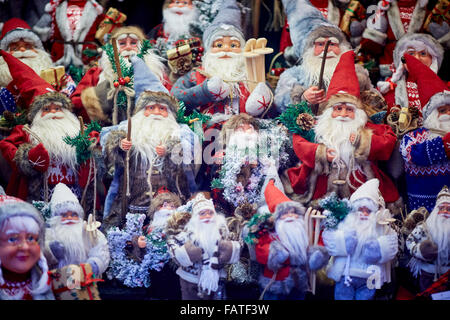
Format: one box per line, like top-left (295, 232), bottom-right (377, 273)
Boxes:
top-left (198, 47), bottom-right (204, 53)
top-left (113, 81), bottom-right (119, 88)
top-left (124, 76), bottom-right (130, 83)
top-left (119, 78), bottom-right (125, 86)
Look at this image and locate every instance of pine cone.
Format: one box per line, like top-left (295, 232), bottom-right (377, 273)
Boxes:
top-left (408, 106), bottom-right (420, 119)
top-left (235, 202), bottom-right (257, 221)
top-left (296, 113), bottom-right (314, 131)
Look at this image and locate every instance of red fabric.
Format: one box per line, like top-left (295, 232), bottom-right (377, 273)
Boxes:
top-left (396, 286), bottom-right (416, 300)
top-left (383, 76), bottom-right (422, 114)
top-left (28, 143), bottom-right (50, 173)
top-left (0, 18), bottom-right (32, 39)
top-left (0, 50), bottom-right (55, 107)
top-left (70, 66), bottom-right (102, 123)
top-left (255, 233), bottom-right (291, 281)
top-left (404, 54), bottom-right (449, 107)
top-left (287, 122), bottom-right (400, 203)
top-left (444, 133), bottom-right (450, 159)
top-left (326, 51), bottom-right (359, 99)
top-left (311, 0), bottom-right (330, 18)
top-left (279, 18), bottom-right (293, 53)
top-left (264, 179), bottom-right (292, 213)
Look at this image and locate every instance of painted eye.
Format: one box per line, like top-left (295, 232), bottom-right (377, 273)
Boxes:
top-left (7, 236), bottom-right (19, 244)
top-left (27, 235), bottom-right (38, 244)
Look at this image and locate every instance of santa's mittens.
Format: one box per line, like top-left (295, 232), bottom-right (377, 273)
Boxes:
top-left (267, 240), bottom-right (289, 271)
top-left (344, 230), bottom-right (358, 255)
top-left (28, 143), bottom-right (50, 172)
top-left (308, 245), bottom-right (330, 271)
top-left (218, 240), bottom-right (233, 264)
top-left (245, 82), bottom-right (272, 116)
top-left (366, 10), bottom-right (388, 34)
top-left (362, 240), bottom-right (382, 264)
top-left (207, 76), bottom-right (230, 101)
top-left (443, 132), bottom-right (450, 159)
top-left (350, 20), bottom-right (366, 38)
top-left (428, 21), bottom-right (450, 40)
top-left (87, 260), bottom-right (100, 275)
top-left (50, 241), bottom-right (65, 260)
top-left (419, 240), bottom-right (438, 261)
top-left (184, 241), bottom-right (203, 263)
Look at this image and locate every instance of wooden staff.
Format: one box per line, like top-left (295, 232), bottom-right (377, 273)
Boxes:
top-left (378, 216), bottom-right (396, 283)
top-left (244, 38), bottom-right (258, 92)
top-left (312, 40), bottom-right (331, 115)
top-left (309, 209), bottom-right (326, 294)
top-left (244, 38), bottom-right (273, 92)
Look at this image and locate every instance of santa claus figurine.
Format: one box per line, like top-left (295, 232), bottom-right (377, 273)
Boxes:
top-left (406, 185), bottom-right (450, 292)
top-left (32, 0), bottom-right (105, 69)
top-left (287, 51), bottom-right (402, 212)
top-left (167, 192), bottom-right (241, 300)
top-left (377, 33), bottom-right (444, 116)
top-left (171, 0), bottom-right (272, 126)
top-left (101, 54), bottom-right (197, 230)
top-left (400, 54), bottom-right (450, 212)
top-left (148, 0), bottom-right (199, 45)
top-left (71, 25), bottom-right (169, 125)
top-left (146, 187), bottom-right (182, 233)
top-left (255, 180), bottom-right (329, 300)
top-left (0, 50), bottom-right (96, 202)
top-left (0, 18), bottom-right (76, 104)
top-left (43, 183), bottom-right (109, 276)
top-left (323, 178), bottom-right (399, 300)
top-left (0, 190), bottom-right (54, 300)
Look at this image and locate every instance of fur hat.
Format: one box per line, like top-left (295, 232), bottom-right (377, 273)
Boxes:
top-left (404, 54), bottom-right (450, 120)
top-left (202, 0), bottom-right (245, 50)
top-left (0, 18), bottom-right (44, 51)
top-left (148, 187), bottom-right (182, 219)
top-left (264, 179), bottom-right (305, 220)
top-left (0, 50), bottom-right (72, 121)
top-left (220, 113), bottom-right (259, 146)
top-left (436, 185), bottom-right (450, 207)
top-left (130, 54), bottom-right (179, 116)
top-left (191, 192), bottom-right (216, 217)
top-left (282, 0), bottom-right (350, 58)
top-left (110, 25), bottom-right (147, 43)
top-left (349, 179), bottom-right (383, 208)
top-left (49, 183), bottom-right (84, 219)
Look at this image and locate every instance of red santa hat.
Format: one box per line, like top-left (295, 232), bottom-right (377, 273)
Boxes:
top-left (0, 18), bottom-right (44, 51)
top-left (264, 180), bottom-right (305, 220)
top-left (404, 53), bottom-right (450, 120)
top-left (322, 50), bottom-right (363, 113)
top-left (0, 50), bottom-right (73, 121)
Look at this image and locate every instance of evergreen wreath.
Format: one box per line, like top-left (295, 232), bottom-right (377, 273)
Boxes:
top-left (244, 208), bottom-right (274, 245)
top-left (176, 101), bottom-right (211, 141)
top-left (189, 0), bottom-right (223, 37)
top-left (319, 192), bottom-right (352, 230)
top-left (276, 101), bottom-right (316, 142)
top-left (104, 39), bottom-right (153, 110)
top-left (106, 213), bottom-right (171, 288)
top-left (63, 121), bottom-right (102, 164)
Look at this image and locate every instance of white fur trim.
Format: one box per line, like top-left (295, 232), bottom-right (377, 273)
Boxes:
top-left (362, 27), bottom-right (387, 45)
top-left (379, 64), bottom-right (392, 78)
top-left (378, 234), bottom-right (398, 264)
top-left (229, 241), bottom-right (241, 264)
top-left (423, 91), bottom-right (450, 120)
top-left (174, 245), bottom-right (194, 267)
top-left (0, 29), bottom-right (44, 51)
top-left (387, 1), bottom-right (426, 40)
top-left (322, 229), bottom-right (348, 256)
top-left (438, 31), bottom-right (450, 49)
top-left (51, 201), bottom-right (84, 219)
top-left (394, 78), bottom-right (408, 109)
top-left (327, 0), bottom-right (341, 26)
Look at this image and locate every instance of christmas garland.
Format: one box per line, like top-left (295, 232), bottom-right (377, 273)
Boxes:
top-left (106, 213), bottom-right (170, 288)
top-left (319, 192), bottom-right (352, 230)
top-left (32, 201), bottom-right (51, 223)
top-left (63, 121), bottom-right (102, 164)
top-left (244, 208), bottom-right (274, 245)
top-left (276, 101), bottom-right (316, 142)
top-left (104, 39), bottom-right (153, 110)
top-left (189, 0), bottom-right (222, 38)
top-left (176, 101), bottom-right (211, 141)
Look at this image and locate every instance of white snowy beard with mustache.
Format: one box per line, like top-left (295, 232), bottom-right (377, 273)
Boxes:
top-left (0, 48), bottom-right (53, 86)
top-left (301, 46), bottom-right (343, 89)
top-left (426, 206), bottom-right (450, 266)
top-left (30, 108), bottom-right (79, 170)
top-left (163, 6), bottom-right (198, 40)
top-left (49, 216), bottom-right (87, 268)
top-left (185, 214), bottom-right (227, 257)
top-left (150, 208), bottom-right (175, 229)
top-left (202, 50), bottom-right (247, 83)
top-left (423, 109), bottom-right (450, 132)
top-left (315, 107), bottom-right (367, 167)
top-left (275, 217), bottom-right (308, 265)
top-left (125, 110), bottom-right (180, 168)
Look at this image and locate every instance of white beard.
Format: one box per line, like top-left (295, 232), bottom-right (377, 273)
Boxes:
top-left (185, 214), bottom-right (227, 257)
top-left (301, 46), bottom-right (343, 89)
top-left (150, 208), bottom-right (175, 230)
top-left (121, 110), bottom-right (180, 169)
top-left (30, 108), bottom-right (80, 170)
top-left (315, 107), bottom-right (368, 168)
top-left (423, 110), bottom-right (450, 132)
top-left (426, 207), bottom-right (450, 266)
top-left (98, 50), bottom-right (166, 86)
top-left (48, 216), bottom-right (88, 268)
top-left (0, 49), bottom-right (53, 86)
top-left (202, 51), bottom-right (247, 84)
top-left (163, 6), bottom-right (198, 40)
top-left (275, 217), bottom-right (309, 265)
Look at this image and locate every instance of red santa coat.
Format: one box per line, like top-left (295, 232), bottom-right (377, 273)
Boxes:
top-left (287, 122), bottom-right (400, 204)
top-left (0, 125), bottom-right (91, 200)
top-left (255, 233), bottom-right (292, 281)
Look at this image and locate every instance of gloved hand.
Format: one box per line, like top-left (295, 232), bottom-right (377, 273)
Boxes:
top-left (350, 20), bottom-right (366, 37)
top-left (362, 240), bottom-right (382, 264)
top-left (429, 21), bottom-right (449, 40)
top-left (419, 239), bottom-right (438, 261)
top-left (50, 241), bottom-right (65, 261)
top-left (207, 76), bottom-right (230, 101)
top-left (88, 260), bottom-right (100, 275)
top-left (344, 230), bottom-right (358, 255)
top-left (184, 241), bottom-right (203, 263)
top-left (268, 241), bottom-right (289, 271)
top-left (218, 240), bottom-right (233, 264)
top-left (366, 5), bottom-right (388, 34)
top-left (28, 143), bottom-right (50, 172)
top-left (245, 82), bottom-right (272, 116)
top-left (308, 245), bottom-right (330, 271)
